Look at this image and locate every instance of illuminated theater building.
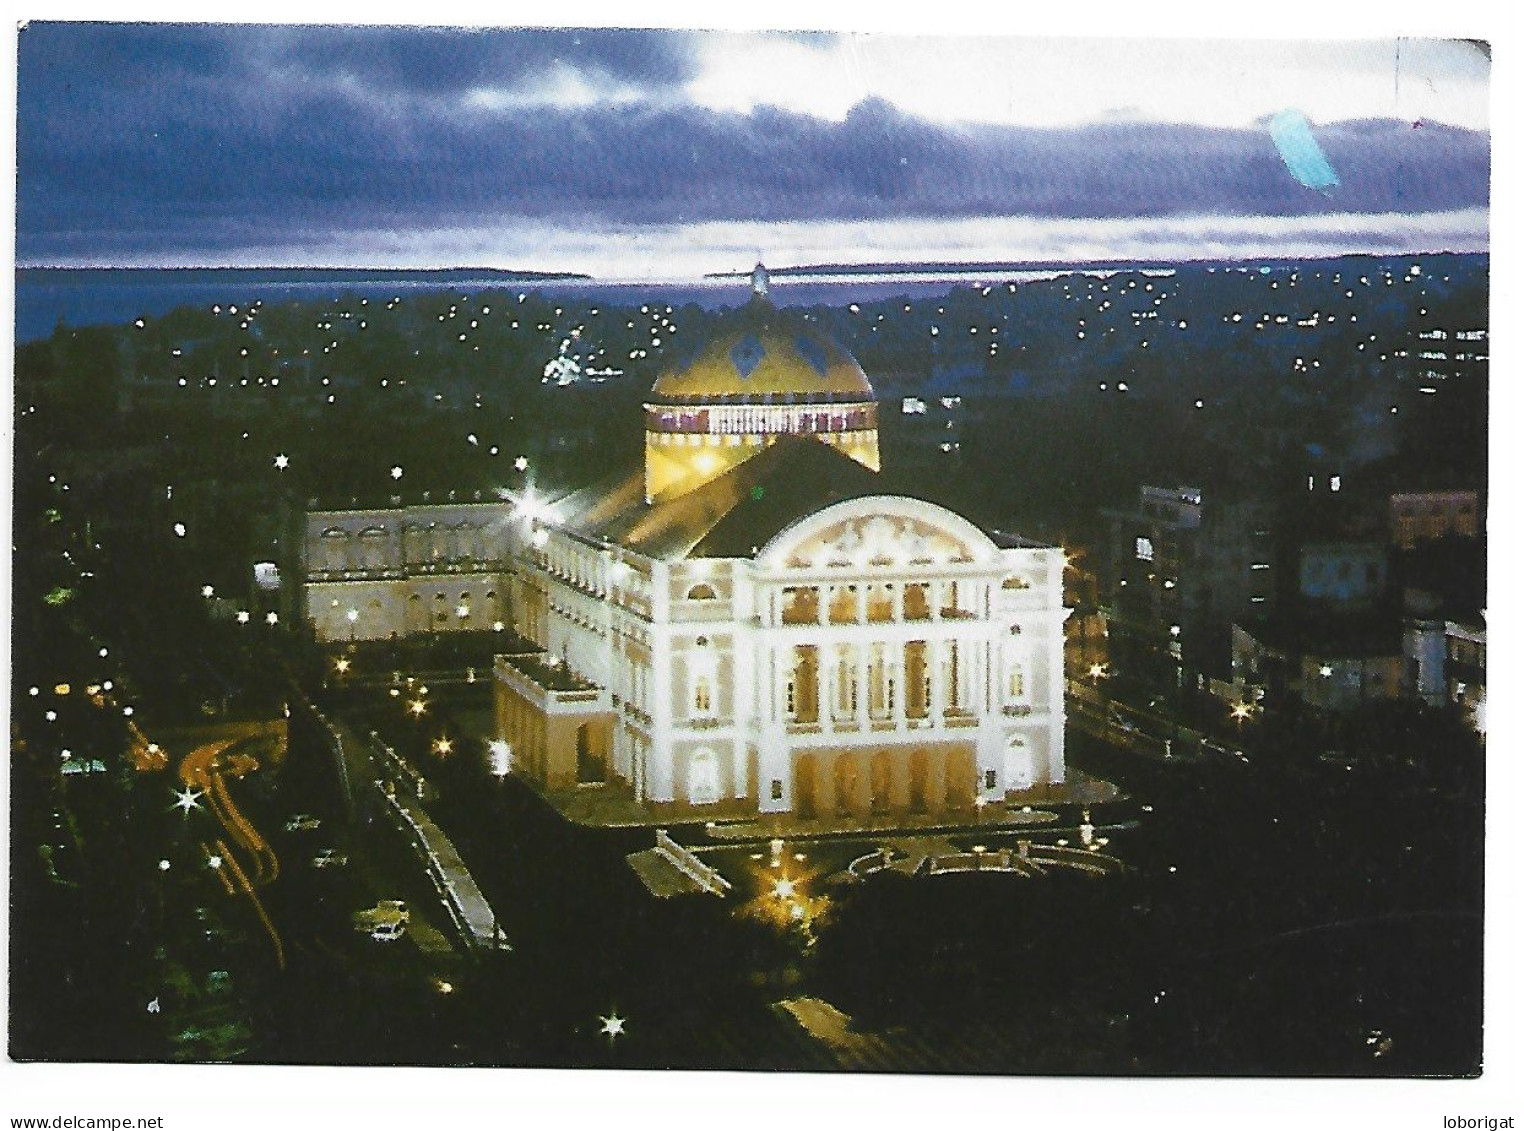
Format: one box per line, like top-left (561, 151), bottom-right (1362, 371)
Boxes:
top-left (489, 268), bottom-right (1071, 819)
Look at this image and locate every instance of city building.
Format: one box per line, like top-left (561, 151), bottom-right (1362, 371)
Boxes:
top-left (297, 269), bottom-right (1070, 820)
top-left (492, 269), bottom-right (1069, 818)
top-left (301, 500), bottom-right (515, 641)
top-left (1400, 537), bottom-right (1487, 733)
top-left (1298, 540), bottom-right (1388, 609)
top-left (1231, 615), bottom-right (1404, 713)
top-left (1099, 483), bottom-right (1275, 686)
top-left (1389, 489), bottom-right (1480, 550)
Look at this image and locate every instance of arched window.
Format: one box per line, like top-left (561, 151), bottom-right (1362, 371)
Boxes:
top-left (693, 678), bottom-right (713, 715)
top-left (358, 526), bottom-right (391, 571)
top-left (320, 527), bottom-right (351, 572)
top-left (1008, 665), bottom-right (1025, 700)
top-left (686, 583), bottom-right (718, 601)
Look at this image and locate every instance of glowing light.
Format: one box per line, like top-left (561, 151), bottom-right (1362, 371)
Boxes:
top-left (236, 610), bottom-right (251, 624)
top-left (409, 699), bottom-right (427, 717)
top-left (346, 609), bottom-right (359, 623)
top-left (172, 786), bottom-right (204, 813)
top-left (201, 585), bottom-right (215, 598)
top-left (273, 453), bottom-right (290, 470)
top-left (266, 612), bottom-right (279, 626)
top-left (1088, 664), bottom-right (1106, 679)
top-left (599, 1013), bottom-right (626, 1038)
top-left (772, 878), bottom-right (797, 899)
top-left (488, 739), bottom-right (512, 777)
top-left (207, 854), bottom-right (223, 870)
top-left (334, 658), bottom-right (351, 674)
top-left (158, 859), bottom-right (172, 871)
top-left (433, 737), bottom-right (454, 757)
top-left (390, 466), bottom-right (403, 480)
top-left (1319, 665), bottom-right (1333, 677)
top-left (173, 523), bottom-right (187, 537)
top-left (514, 455), bottom-right (529, 471)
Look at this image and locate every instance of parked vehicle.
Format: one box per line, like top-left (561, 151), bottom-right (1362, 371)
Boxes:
top-left (311, 848), bottom-right (348, 869)
top-left (369, 919), bottom-right (407, 942)
top-left (284, 813), bottom-right (321, 832)
top-left (353, 899), bottom-right (409, 932)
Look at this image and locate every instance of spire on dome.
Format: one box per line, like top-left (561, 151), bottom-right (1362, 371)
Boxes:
top-left (751, 262), bottom-right (770, 298)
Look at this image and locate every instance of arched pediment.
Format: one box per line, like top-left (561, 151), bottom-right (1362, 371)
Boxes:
top-left (756, 495), bottom-right (997, 571)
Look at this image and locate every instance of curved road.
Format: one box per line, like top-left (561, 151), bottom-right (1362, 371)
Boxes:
top-left (179, 736), bottom-right (286, 968)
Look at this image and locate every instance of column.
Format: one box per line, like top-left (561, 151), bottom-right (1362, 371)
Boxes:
top-left (856, 643), bottom-right (870, 727)
top-left (770, 647), bottom-right (782, 723)
top-left (930, 637), bottom-right (945, 723)
top-left (815, 648), bottom-right (830, 729)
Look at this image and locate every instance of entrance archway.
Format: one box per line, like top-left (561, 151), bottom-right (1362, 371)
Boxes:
top-left (794, 753), bottom-right (817, 817)
top-left (908, 749), bottom-right (930, 812)
top-left (833, 754), bottom-right (861, 817)
top-left (687, 748), bottom-right (721, 805)
top-left (870, 751), bottom-right (894, 813)
top-left (945, 747), bottom-right (977, 810)
top-left (576, 722), bottom-right (606, 784)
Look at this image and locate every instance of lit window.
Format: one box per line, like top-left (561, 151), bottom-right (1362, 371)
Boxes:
top-left (1135, 537), bottom-right (1154, 562)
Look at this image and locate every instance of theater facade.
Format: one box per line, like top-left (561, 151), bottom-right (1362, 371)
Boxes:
top-left (303, 269), bottom-right (1069, 819)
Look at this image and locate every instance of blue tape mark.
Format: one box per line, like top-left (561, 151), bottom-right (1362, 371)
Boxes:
top-left (1268, 110), bottom-right (1340, 191)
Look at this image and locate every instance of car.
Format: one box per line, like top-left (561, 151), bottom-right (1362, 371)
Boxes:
top-left (352, 900), bottom-right (409, 931)
top-left (311, 848), bottom-right (348, 869)
top-left (285, 814), bottom-right (321, 833)
top-left (370, 918), bottom-right (407, 942)
top-left (375, 899), bottom-right (409, 923)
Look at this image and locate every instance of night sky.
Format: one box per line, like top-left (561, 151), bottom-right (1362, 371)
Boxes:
top-left (15, 25), bottom-right (1489, 274)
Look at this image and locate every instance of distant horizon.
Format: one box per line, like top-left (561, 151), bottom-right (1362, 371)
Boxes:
top-left (13, 244), bottom-right (1493, 279)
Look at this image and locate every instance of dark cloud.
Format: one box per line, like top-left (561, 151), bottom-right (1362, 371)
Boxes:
top-left (15, 24), bottom-right (1490, 264)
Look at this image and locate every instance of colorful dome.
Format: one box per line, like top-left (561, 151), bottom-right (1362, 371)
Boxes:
top-left (650, 295), bottom-right (874, 402)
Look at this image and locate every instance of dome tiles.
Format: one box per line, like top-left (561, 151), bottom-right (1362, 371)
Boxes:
top-left (649, 297), bottom-right (874, 402)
